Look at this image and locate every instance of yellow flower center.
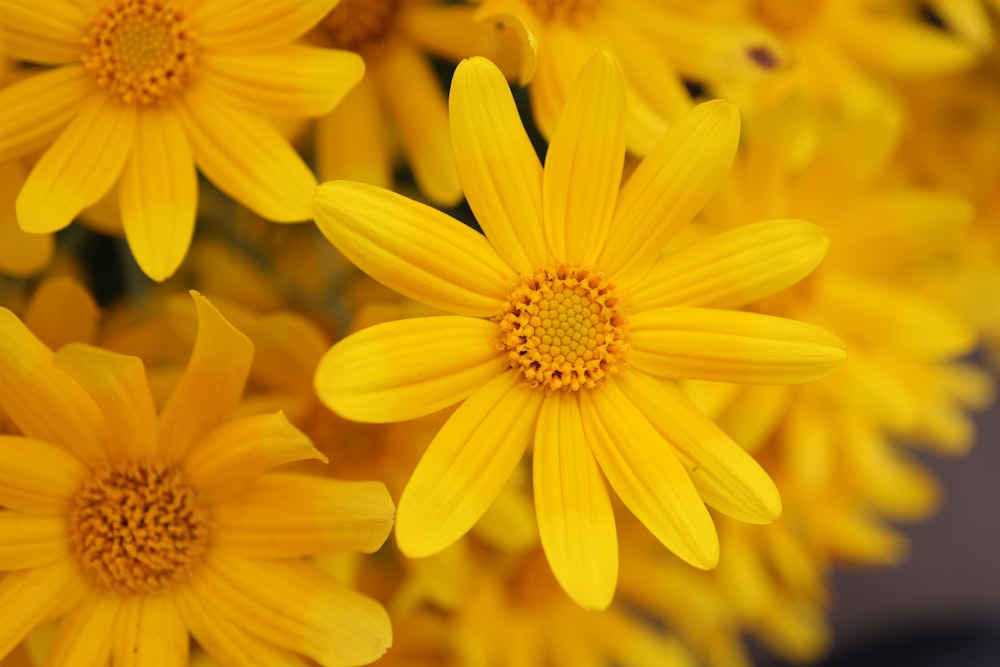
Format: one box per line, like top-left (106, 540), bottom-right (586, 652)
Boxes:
top-left (499, 265), bottom-right (626, 392)
top-left (81, 0), bottom-right (197, 105)
top-left (68, 460), bottom-right (210, 593)
top-left (524, 0), bottom-right (600, 21)
top-left (313, 0), bottom-right (400, 56)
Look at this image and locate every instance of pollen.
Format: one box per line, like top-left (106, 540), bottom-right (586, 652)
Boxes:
top-left (524, 0), bottom-right (600, 21)
top-left (68, 460), bottom-right (211, 594)
top-left (81, 0), bottom-right (197, 105)
top-left (499, 265), bottom-right (626, 392)
top-left (313, 0), bottom-right (400, 56)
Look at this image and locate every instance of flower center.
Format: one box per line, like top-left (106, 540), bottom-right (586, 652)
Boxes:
top-left (499, 265), bottom-right (626, 392)
top-left (524, 0), bottom-right (600, 21)
top-left (68, 460), bottom-right (210, 593)
top-left (313, 0), bottom-right (400, 55)
top-left (81, 0), bottom-right (197, 105)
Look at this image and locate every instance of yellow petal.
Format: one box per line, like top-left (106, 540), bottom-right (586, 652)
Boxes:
top-left (543, 51), bottom-right (625, 265)
top-left (396, 371), bottom-right (542, 557)
top-left (0, 161), bottom-right (53, 277)
top-left (533, 392), bottom-right (618, 610)
top-left (581, 381), bottom-right (719, 569)
top-left (0, 308), bottom-right (104, 463)
top-left (45, 593), bottom-right (120, 667)
top-left (0, 559), bottom-right (87, 658)
top-left (450, 56), bottom-right (548, 272)
top-left (840, 10), bottom-right (978, 76)
top-left (629, 220), bottom-right (828, 311)
top-left (193, 0), bottom-right (339, 52)
top-left (213, 473), bottom-right (394, 558)
top-left (175, 86), bottom-right (316, 222)
top-left (315, 316), bottom-right (507, 423)
top-left (17, 92), bottom-right (135, 234)
top-left (158, 293), bottom-right (253, 463)
top-left (200, 46), bottom-right (364, 118)
top-left (371, 42), bottom-right (462, 207)
top-left (0, 0), bottom-right (86, 64)
top-left (0, 437), bottom-right (86, 515)
top-left (600, 100), bottom-right (739, 286)
top-left (315, 77), bottom-right (393, 188)
top-left (629, 307), bottom-right (846, 384)
top-left (618, 370), bottom-right (780, 524)
top-left (529, 21), bottom-right (596, 143)
top-left (193, 553), bottom-right (392, 667)
top-left (22, 278), bottom-right (99, 350)
top-left (0, 512), bottom-right (68, 570)
top-left (0, 66), bottom-right (93, 161)
top-left (112, 593), bottom-right (188, 667)
top-left (313, 181), bottom-right (513, 316)
top-left (119, 108), bottom-right (197, 282)
top-left (183, 412), bottom-right (326, 504)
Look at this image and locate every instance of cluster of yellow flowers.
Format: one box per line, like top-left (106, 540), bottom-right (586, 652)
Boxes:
top-left (0, 0), bottom-right (998, 665)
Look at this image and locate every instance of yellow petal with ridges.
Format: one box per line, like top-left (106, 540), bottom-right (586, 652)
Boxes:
top-left (0, 66), bottom-right (93, 162)
top-left (396, 371), bottom-right (543, 558)
top-left (112, 593), bottom-right (188, 667)
top-left (629, 307), bottom-right (846, 385)
top-left (315, 316), bottom-right (507, 423)
top-left (0, 437), bottom-right (87, 515)
top-left (0, 559), bottom-right (87, 658)
top-left (534, 392), bottom-right (618, 610)
top-left (450, 56), bottom-right (548, 272)
top-left (119, 107), bottom-right (197, 282)
top-left (193, 0), bottom-right (340, 52)
top-left (313, 181), bottom-right (514, 316)
top-left (581, 381), bottom-right (719, 569)
top-left (0, 512), bottom-right (68, 570)
top-left (0, 0), bottom-right (86, 64)
top-left (44, 593), bottom-right (120, 667)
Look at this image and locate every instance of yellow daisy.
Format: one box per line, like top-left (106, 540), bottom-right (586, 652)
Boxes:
top-left (0, 292), bottom-right (394, 665)
top-left (312, 52), bottom-right (846, 609)
top-left (0, 0), bottom-right (364, 281)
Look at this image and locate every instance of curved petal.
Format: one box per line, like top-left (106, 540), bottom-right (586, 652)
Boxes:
top-left (618, 370), bottom-right (781, 524)
top-left (22, 277), bottom-right (99, 350)
top-left (111, 593), bottom-right (188, 667)
top-left (315, 76), bottom-right (393, 188)
top-left (0, 437), bottom-right (87, 515)
top-left (0, 0), bottom-right (86, 64)
top-left (396, 371), bottom-right (543, 558)
top-left (192, 0), bottom-right (339, 52)
top-left (17, 92), bottom-right (136, 234)
top-left (199, 46), bottom-right (364, 117)
top-left (0, 161), bottom-right (53, 277)
top-left (0, 512), bottom-right (68, 570)
top-left (182, 412), bottom-right (326, 504)
top-left (0, 66), bottom-right (93, 161)
top-left (158, 293), bottom-right (253, 463)
top-left (542, 51), bottom-right (625, 265)
top-left (213, 474), bottom-right (394, 558)
top-left (449, 56), bottom-right (547, 272)
top-left (0, 559), bottom-right (88, 658)
top-left (193, 553), bottom-right (392, 667)
top-left (119, 107), bottom-right (197, 282)
top-left (533, 392), bottom-right (617, 610)
top-left (629, 307), bottom-right (847, 385)
top-left (372, 41), bottom-right (462, 206)
top-left (175, 85), bottom-right (316, 222)
top-left (315, 316), bottom-right (507, 423)
top-left (44, 592), bottom-right (120, 667)
top-left (313, 181), bottom-right (514, 316)
top-left (53, 344), bottom-right (158, 460)
top-left (581, 381), bottom-right (719, 569)
top-left (629, 220), bottom-right (828, 312)
top-left (0, 308), bottom-right (104, 463)
top-left (599, 100), bottom-right (739, 286)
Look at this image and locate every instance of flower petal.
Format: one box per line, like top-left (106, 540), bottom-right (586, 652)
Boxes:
top-left (529, 21), bottom-right (595, 143)
top-left (192, 553), bottom-right (392, 667)
top-left (449, 56), bottom-right (547, 273)
top-left (313, 181), bottom-right (513, 316)
top-left (175, 86), bottom-right (316, 222)
top-left (0, 512), bottom-right (68, 570)
top-left (0, 559), bottom-right (87, 658)
top-left (0, 0), bottom-right (86, 64)
top-left (618, 370), bottom-right (781, 524)
top-left (542, 51), bottom-right (625, 266)
top-left (22, 278), bottom-right (99, 350)
top-left (315, 316), bottom-right (507, 423)
top-left (533, 392), bottom-right (618, 610)
top-left (192, 0), bottom-right (339, 52)
top-left (629, 307), bottom-right (846, 385)
top-left (629, 220), bottom-right (828, 312)
top-left (45, 593), bottom-right (120, 667)
top-left (112, 593), bottom-right (188, 667)
top-left (158, 293), bottom-right (253, 463)
top-left (199, 46), bottom-right (364, 118)
top-left (315, 77), bottom-right (393, 188)
top-left (119, 107), bottom-right (197, 282)
top-left (599, 100), bottom-right (739, 286)
top-left (0, 161), bottom-right (53, 278)
top-left (581, 381), bottom-right (719, 569)
top-left (53, 344), bottom-right (158, 460)
top-left (0, 437), bottom-right (87, 515)
top-left (0, 66), bottom-right (93, 161)
top-left (213, 474), bottom-right (394, 558)
top-left (396, 371), bottom-right (542, 558)
top-left (17, 92), bottom-right (136, 234)
top-left (0, 308), bottom-right (104, 463)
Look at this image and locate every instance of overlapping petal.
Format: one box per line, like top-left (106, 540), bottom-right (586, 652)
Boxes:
top-left (0, 0), bottom-right (87, 64)
top-left (193, 0), bottom-right (340, 52)
top-left (0, 437), bottom-right (87, 515)
top-left (0, 559), bottom-right (87, 658)
top-left (0, 512), bottom-right (68, 570)
top-left (112, 593), bottom-right (188, 667)
top-left (0, 66), bottom-right (94, 161)
top-left (45, 593), bottom-right (120, 667)
top-left (21, 278), bottom-right (99, 351)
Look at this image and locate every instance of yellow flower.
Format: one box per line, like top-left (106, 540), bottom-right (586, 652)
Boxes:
top-left (313, 52), bottom-right (845, 609)
top-left (0, 0), bottom-right (364, 281)
top-left (0, 292), bottom-right (394, 666)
